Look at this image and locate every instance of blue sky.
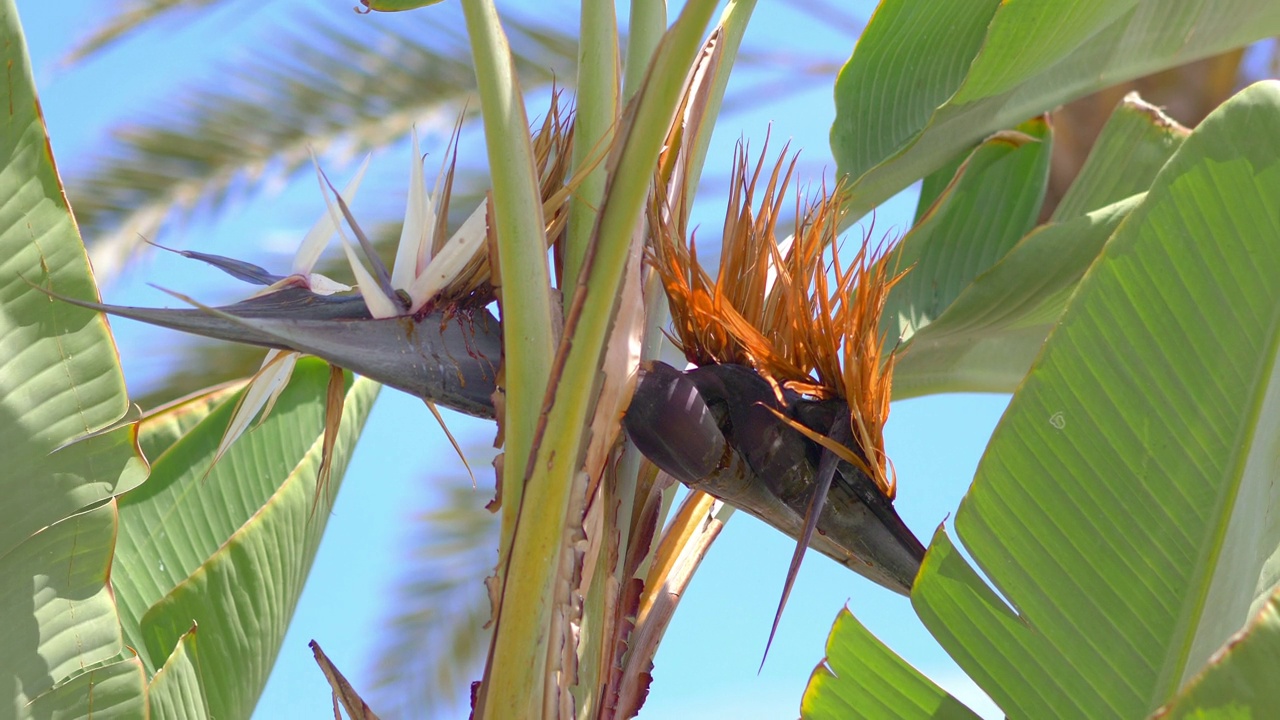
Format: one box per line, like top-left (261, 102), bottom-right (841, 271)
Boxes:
top-left (17, 1), bottom-right (1006, 717)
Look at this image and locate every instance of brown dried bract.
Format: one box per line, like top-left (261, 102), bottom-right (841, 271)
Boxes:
top-left (442, 90), bottom-right (582, 309)
top-left (648, 140), bottom-right (904, 498)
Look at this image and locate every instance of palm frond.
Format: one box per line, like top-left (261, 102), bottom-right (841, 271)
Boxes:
top-left (66, 0), bottom-right (248, 62)
top-left (369, 464), bottom-right (500, 718)
top-left (68, 13), bottom-right (576, 282)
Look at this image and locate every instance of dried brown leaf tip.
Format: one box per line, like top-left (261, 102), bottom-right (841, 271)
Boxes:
top-left (470, 90), bottom-right (584, 300)
top-left (534, 88), bottom-right (578, 243)
top-left (310, 640), bottom-right (382, 720)
top-left (649, 140), bottom-right (904, 498)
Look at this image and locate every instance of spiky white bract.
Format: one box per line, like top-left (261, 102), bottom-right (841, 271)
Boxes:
top-left (219, 158), bottom-right (370, 463)
top-left (404, 198), bottom-right (488, 313)
top-left (311, 154), bottom-right (401, 319)
top-left (388, 126), bottom-right (489, 314)
top-left (294, 155), bottom-right (371, 280)
top-left (391, 127), bottom-right (430, 292)
top-left (210, 348), bottom-right (298, 473)
top-left (218, 138), bottom-right (489, 471)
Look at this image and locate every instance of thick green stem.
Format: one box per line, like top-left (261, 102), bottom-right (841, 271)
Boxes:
top-left (478, 2), bottom-right (719, 716)
top-left (563, 0), bottom-right (619, 305)
top-left (563, 5), bottom-right (622, 713)
top-left (458, 0), bottom-right (555, 712)
top-left (623, 0), bottom-right (666, 102)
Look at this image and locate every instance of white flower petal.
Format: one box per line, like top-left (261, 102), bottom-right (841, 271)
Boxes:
top-left (249, 275), bottom-right (306, 299)
top-left (392, 128), bottom-right (430, 291)
top-left (340, 235), bottom-right (401, 318)
top-left (406, 198), bottom-right (488, 312)
top-left (312, 157), bottom-right (402, 318)
top-left (420, 136), bottom-right (456, 274)
top-left (254, 350), bottom-right (298, 426)
top-left (305, 273), bottom-right (352, 296)
top-left (294, 154), bottom-right (371, 276)
top-left (209, 350), bottom-right (298, 472)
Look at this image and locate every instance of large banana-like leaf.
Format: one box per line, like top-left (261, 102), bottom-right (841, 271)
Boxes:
top-left (115, 360), bottom-right (379, 718)
top-left (146, 627), bottom-right (206, 719)
top-left (882, 117), bottom-right (1052, 352)
top-left (891, 94), bottom-right (1188, 398)
top-left (832, 0), bottom-right (1280, 221)
top-left (0, 2), bottom-right (149, 715)
top-left (803, 78), bottom-right (1280, 720)
top-left (3, 4), bottom-right (383, 716)
top-left (1047, 95), bottom-right (1188, 223)
top-left (908, 80), bottom-right (1280, 718)
top-left (891, 198), bottom-right (1134, 399)
top-left (1152, 584), bottom-right (1280, 718)
top-left (135, 383), bottom-right (242, 461)
top-left (800, 608), bottom-right (980, 720)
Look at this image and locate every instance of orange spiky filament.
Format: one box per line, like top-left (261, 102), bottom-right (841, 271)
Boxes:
top-left (650, 140), bottom-right (905, 498)
top-left (650, 139), bottom-right (809, 382)
top-left (800, 216), bottom-right (903, 499)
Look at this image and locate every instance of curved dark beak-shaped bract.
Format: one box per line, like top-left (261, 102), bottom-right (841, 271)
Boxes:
top-left (624, 360), bottom-right (924, 596)
top-left (55, 284), bottom-right (922, 594)
top-left (51, 286), bottom-right (503, 420)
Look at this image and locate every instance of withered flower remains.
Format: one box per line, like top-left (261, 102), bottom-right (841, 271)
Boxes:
top-left (625, 141), bottom-right (925, 660)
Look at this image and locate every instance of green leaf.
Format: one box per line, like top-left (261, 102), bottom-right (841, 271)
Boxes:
top-left (832, 0), bottom-right (1001, 220)
top-left (893, 196), bottom-right (1135, 398)
top-left (112, 359), bottom-right (379, 717)
top-left (0, 2), bottom-right (148, 715)
top-left (362, 0), bottom-right (446, 11)
top-left (801, 607), bottom-right (982, 720)
top-left (911, 81), bottom-right (1280, 718)
top-left (1153, 585), bottom-right (1280, 719)
top-left (148, 627), bottom-right (211, 720)
top-left (893, 93), bottom-right (1189, 397)
top-left (912, 146), bottom-right (972, 225)
top-left (884, 117), bottom-right (1052, 351)
top-left (1, 504), bottom-right (144, 716)
top-left (23, 652), bottom-right (148, 720)
top-left (136, 383), bottom-right (242, 461)
top-left (833, 0), bottom-right (1280, 220)
top-left (0, 2), bottom-right (146, 562)
top-left (1050, 94), bottom-right (1189, 222)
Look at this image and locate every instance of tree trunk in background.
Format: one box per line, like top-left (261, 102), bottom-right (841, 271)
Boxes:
top-left (1040, 49), bottom-right (1247, 222)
